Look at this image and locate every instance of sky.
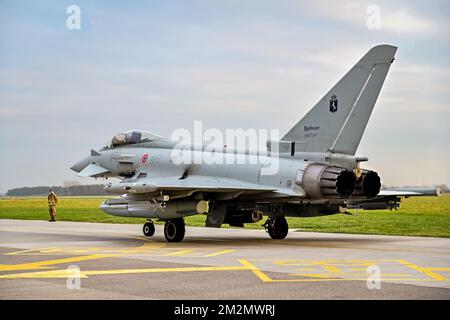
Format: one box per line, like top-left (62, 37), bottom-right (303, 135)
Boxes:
top-left (0, 0), bottom-right (449, 193)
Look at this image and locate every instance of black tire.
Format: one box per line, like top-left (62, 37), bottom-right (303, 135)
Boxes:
top-left (164, 218), bottom-right (185, 242)
top-left (143, 222), bottom-right (155, 237)
top-left (268, 216), bottom-right (288, 240)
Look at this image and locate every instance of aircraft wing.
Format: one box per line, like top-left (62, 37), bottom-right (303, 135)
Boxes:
top-left (378, 188), bottom-right (442, 197)
top-left (149, 175), bottom-right (276, 192)
top-left (105, 175), bottom-right (279, 194)
top-left (347, 187), bottom-right (441, 210)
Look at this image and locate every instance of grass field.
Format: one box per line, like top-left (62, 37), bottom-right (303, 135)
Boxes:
top-left (0, 195), bottom-right (449, 237)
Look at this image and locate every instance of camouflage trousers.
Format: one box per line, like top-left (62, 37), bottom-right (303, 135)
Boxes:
top-left (49, 205), bottom-right (56, 221)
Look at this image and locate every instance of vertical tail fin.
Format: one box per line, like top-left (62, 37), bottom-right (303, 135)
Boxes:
top-left (282, 44), bottom-right (397, 155)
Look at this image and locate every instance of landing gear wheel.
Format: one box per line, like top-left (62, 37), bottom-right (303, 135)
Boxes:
top-left (164, 218), bottom-right (185, 242)
top-left (267, 216), bottom-right (288, 240)
top-left (143, 221), bottom-right (155, 237)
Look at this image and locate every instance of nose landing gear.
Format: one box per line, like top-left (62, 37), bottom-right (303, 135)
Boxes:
top-left (143, 220), bottom-right (155, 237)
top-left (142, 218), bottom-right (186, 242)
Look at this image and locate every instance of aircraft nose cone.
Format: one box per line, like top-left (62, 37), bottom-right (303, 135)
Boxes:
top-left (70, 157), bottom-right (91, 173)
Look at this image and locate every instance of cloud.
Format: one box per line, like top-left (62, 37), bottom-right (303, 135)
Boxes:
top-left (303, 0), bottom-right (441, 36)
top-left (0, 0), bottom-right (449, 192)
top-left (381, 9), bottom-right (438, 34)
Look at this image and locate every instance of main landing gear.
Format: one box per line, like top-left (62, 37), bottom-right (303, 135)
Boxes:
top-left (142, 218), bottom-right (186, 242)
top-left (263, 206), bottom-right (289, 240)
top-left (164, 218), bottom-right (185, 242)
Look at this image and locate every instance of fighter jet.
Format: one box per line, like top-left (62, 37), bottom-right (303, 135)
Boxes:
top-left (71, 45), bottom-right (440, 242)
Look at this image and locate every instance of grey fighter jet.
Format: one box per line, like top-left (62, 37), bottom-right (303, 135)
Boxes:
top-left (71, 45), bottom-right (441, 242)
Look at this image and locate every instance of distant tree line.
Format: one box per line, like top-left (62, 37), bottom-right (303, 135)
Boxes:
top-left (5, 185), bottom-right (108, 197)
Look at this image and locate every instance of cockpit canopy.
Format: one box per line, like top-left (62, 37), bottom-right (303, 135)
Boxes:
top-left (103, 130), bottom-right (161, 149)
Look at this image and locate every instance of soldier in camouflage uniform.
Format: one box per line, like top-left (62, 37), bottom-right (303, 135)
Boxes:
top-left (48, 189), bottom-right (58, 222)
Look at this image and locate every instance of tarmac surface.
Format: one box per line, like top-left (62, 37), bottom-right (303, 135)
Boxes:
top-left (0, 219), bottom-right (449, 299)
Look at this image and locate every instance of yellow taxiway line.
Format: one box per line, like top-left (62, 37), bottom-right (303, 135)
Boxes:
top-left (0, 254), bottom-right (117, 272)
top-left (238, 259), bottom-right (273, 282)
top-left (205, 249), bottom-right (236, 257)
top-left (0, 264), bottom-right (250, 279)
top-left (164, 250), bottom-right (194, 256)
top-left (398, 260), bottom-right (447, 281)
top-left (1, 251), bottom-right (448, 283)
